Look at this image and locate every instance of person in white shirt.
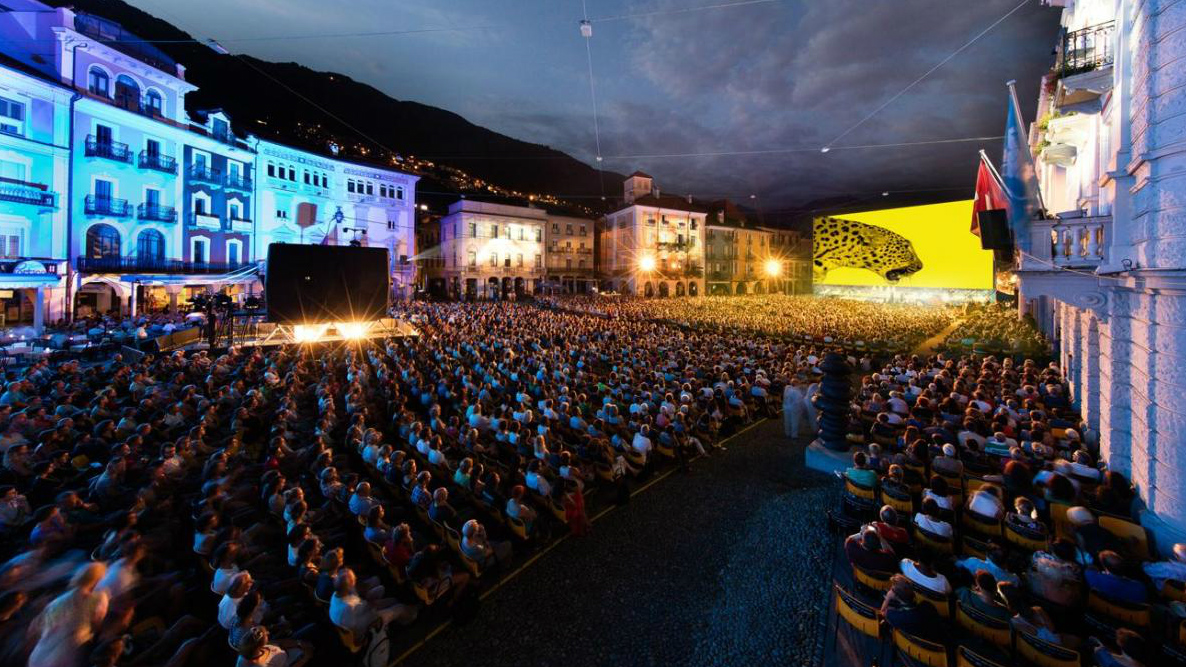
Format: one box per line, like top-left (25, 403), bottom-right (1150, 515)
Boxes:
top-left (219, 572), bottom-right (265, 630)
top-left (887, 392), bottom-right (909, 415)
top-left (328, 568), bottom-right (416, 638)
top-left (632, 426), bottom-right (653, 460)
top-left (913, 498), bottom-right (953, 538)
top-left (235, 624), bottom-right (310, 667)
top-left (900, 558), bottom-right (951, 595)
top-left (1143, 543), bottom-right (1186, 591)
top-left (782, 380), bottom-right (804, 438)
top-left (966, 485), bottom-right (1005, 521)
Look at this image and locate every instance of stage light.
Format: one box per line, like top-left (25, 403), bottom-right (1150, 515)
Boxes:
top-left (638, 255), bottom-right (656, 272)
top-left (293, 323), bottom-right (329, 343)
top-left (764, 258), bottom-right (782, 277)
top-left (338, 321), bottom-right (369, 340)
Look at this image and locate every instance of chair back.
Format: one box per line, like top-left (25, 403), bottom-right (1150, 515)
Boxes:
top-left (845, 475), bottom-right (877, 501)
top-left (1003, 520), bottom-right (1048, 552)
top-left (834, 583), bottom-right (881, 640)
top-left (1015, 630), bottom-right (1080, 667)
top-left (1086, 590), bottom-right (1152, 629)
top-left (507, 515), bottom-right (529, 539)
top-left (1048, 503), bottom-right (1074, 541)
top-left (955, 599), bottom-right (1011, 649)
top-left (1098, 515), bottom-right (1152, 561)
top-left (893, 628), bottom-right (949, 667)
top-left (852, 563), bottom-right (893, 592)
top-left (964, 476), bottom-right (987, 495)
top-left (960, 535), bottom-right (992, 560)
top-left (914, 525), bottom-right (954, 555)
top-left (961, 510), bottom-right (1003, 538)
top-left (1162, 579), bottom-right (1186, 603)
top-left (336, 626), bottom-right (366, 654)
top-left (909, 581), bottom-right (952, 619)
top-left (955, 645), bottom-right (1008, 667)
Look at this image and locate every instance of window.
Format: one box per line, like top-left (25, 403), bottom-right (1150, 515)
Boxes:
top-left (194, 197), bottom-right (206, 215)
top-left (95, 124), bottom-right (113, 146)
top-left (276, 209), bottom-right (288, 219)
top-left (136, 229), bottom-right (164, 262)
top-left (566, 224), bottom-right (573, 235)
top-left (566, 259), bottom-right (572, 269)
top-left (578, 259), bottom-right (586, 269)
top-left (580, 225), bottom-right (587, 236)
top-left (145, 138), bottom-right (160, 158)
top-left (145, 90), bottom-right (163, 115)
top-left (468, 252), bottom-right (477, 267)
top-left (551, 223), bottom-right (558, 234)
top-left (517, 253), bottom-right (523, 267)
top-left (534, 253), bottom-right (542, 268)
top-left (226, 241), bottom-right (242, 265)
top-left (267, 162), bottom-right (275, 178)
top-left (144, 188), bottom-right (160, 207)
top-left (192, 238), bottom-right (208, 264)
top-left (86, 224), bottom-right (120, 259)
top-left (365, 182), bottom-right (373, 195)
top-left (517, 226), bottom-right (524, 241)
top-left (0, 96), bottom-right (25, 136)
top-left (468, 223), bottom-right (476, 237)
top-left (303, 172), bottom-right (310, 185)
top-left (504, 256), bottom-right (511, 268)
top-left (490, 252), bottom-right (498, 267)
top-left (88, 67), bottom-right (109, 97)
top-left (320, 175), bottom-right (328, 188)
top-left (229, 201), bottom-right (242, 220)
top-left (93, 179), bottom-right (113, 201)
top-left (387, 220), bottom-right (395, 230)
top-left (491, 224), bottom-right (498, 238)
top-left (287, 167), bottom-right (295, 181)
top-left (347, 180), bottom-right (356, 193)
top-left (396, 187), bottom-right (404, 200)
top-left (212, 118), bottom-right (229, 140)
top-left (534, 228), bottom-right (542, 242)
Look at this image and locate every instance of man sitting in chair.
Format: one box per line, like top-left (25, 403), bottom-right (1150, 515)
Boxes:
top-left (845, 526), bottom-right (898, 573)
top-left (844, 452), bottom-right (877, 488)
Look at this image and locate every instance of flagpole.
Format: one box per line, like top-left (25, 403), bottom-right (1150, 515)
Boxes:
top-left (1006, 80), bottom-right (1047, 213)
top-left (979, 149), bottom-right (1008, 190)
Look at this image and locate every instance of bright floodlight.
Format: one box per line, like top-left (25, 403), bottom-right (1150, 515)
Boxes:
top-left (338, 321), bottom-right (369, 340)
top-left (638, 255), bottom-right (657, 272)
top-left (293, 323), bottom-right (329, 343)
top-left (764, 258), bottom-right (782, 277)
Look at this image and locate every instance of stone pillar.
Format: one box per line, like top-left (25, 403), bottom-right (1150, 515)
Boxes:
top-left (1099, 288), bottom-right (1133, 476)
top-left (814, 352), bottom-right (853, 452)
top-left (128, 283), bottom-right (137, 318)
top-left (33, 285), bottom-right (45, 333)
top-left (1081, 313), bottom-right (1101, 435)
top-left (166, 285), bottom-right (183, 314)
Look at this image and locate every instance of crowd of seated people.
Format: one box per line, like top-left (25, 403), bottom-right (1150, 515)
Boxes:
top-left (833, 352), bottom-right (1185, 667)
top-left (0, 298), bottom-right (823, 665)
top-left (538, 294), bottom-right (957, 352)
top-left (941, 304), bottom-right (1050, 357)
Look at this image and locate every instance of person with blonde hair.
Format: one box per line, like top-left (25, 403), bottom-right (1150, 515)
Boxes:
top-left (28, 562), bottom-right (110, 667)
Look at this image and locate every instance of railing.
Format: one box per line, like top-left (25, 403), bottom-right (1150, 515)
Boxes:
top-left (137, 203), bottom-right (177, 223)
top-left (547, 267), bottom-right (595, 277)
top-left (84, 195), bottom-right (130, 217)
top-left (224, 173), bottom-right (253, 190)
top-left (85, 137), bottom-right (132, 163)
top-left (188, 164), bottom-right (222, 184)
top-left (230, 216), bottom-right (253, 232)
top-left (77, 257), bottom-right (248, 275)
top-left (1059, 21), bottom-right (1115, 77)
top-left (1052, 216), bottom-right (1108, 266)
top-left (138, 151), bottom-right (177, 174)
top-left (657, 241), bottom-right (690, 251)
top-left (188, 212), bottom-right (221, 229)
top-left (74, 13), bottom-right (177, 71)
top-left (114, 94), bottom-right (165, 120)
top-left (0, 177), bottom-right (55, 207)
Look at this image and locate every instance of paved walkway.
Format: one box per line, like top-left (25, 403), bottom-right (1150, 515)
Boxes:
top-left (397, 420), bottom-right (838, 667)
top-left (913, 318), bottom-right (965, 356)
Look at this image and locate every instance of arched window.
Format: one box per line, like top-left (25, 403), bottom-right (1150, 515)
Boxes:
top-left (136, 229), bottom-right (165, 263)
top-left (86, 224), bottom-right (120, 259)
top-left (114, 75), bottom-right (139, 109)
top-left (145, 90), bottom-right (163, 116)
top-left (87, 67), bottom-right (109, 97)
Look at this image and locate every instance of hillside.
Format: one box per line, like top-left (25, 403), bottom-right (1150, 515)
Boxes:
top-left (46, 0), bottom-right (624, 212)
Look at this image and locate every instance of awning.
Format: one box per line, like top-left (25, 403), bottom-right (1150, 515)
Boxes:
top-left (0, 274), bottom-right (64, 289)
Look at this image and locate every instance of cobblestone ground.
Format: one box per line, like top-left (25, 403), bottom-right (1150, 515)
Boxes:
top-left (400, 420), bottom-right (839, 667)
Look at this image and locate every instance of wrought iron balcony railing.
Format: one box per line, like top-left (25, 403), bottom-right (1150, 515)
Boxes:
top-left (138, 150), bottom-right (177, 174)
top-left (85, 137), bottom-right (132, 163)
top-left (1059, 21), bottom-right (1115, 77)
top-left (77, 256), bottom-right (248, 275)
top-left (188, 164), bottom-right (222, 185)
top-left (137, 203), bottom-right (177, 223)
top-left (84, 195), bottom-right (130, 217)
top-left (0, 177), bottom-right (55, 207)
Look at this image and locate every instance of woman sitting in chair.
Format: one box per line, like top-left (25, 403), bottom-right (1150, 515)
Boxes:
top-left (236, 624), bottom-right (312, 667)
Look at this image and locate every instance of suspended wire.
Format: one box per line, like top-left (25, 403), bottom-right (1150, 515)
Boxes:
top-left (580, 0), bottom-right (603, 162)
top-left (590, 0), bottom-right (784, 23)
top-left (599, 135), bottom-right (1004, 160)
top-left (824, 0), bottom-right (1030, 149)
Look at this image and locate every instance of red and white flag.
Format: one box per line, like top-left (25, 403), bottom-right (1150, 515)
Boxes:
top-left (971, 151), bottom-right (1008, 237)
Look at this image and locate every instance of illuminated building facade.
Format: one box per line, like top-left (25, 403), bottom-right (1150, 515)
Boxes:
top-left (423, 199), bottom-right (546, 299)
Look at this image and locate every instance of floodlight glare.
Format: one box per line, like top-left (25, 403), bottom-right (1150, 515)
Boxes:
top-left (764, 258), bottom-right (782, 277)
top-left (638, 255), bottom-right (657, 272)
top-left (338, 322), bottom-right (369, 340)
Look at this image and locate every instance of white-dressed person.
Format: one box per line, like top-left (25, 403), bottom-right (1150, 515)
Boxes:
top-left (803, 378), bottom-right (820, 435)
top-left (782, 379), bottom-right (804, 438)
top-left (328, 567), bottom-right (417, 638)
top-left (28, 562), bottom-right (110, 667)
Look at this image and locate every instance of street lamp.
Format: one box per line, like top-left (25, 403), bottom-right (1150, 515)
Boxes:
top-left (638, 255), bottom-right (657, 273)
top-left (764, 258), bottom-right (782, 277)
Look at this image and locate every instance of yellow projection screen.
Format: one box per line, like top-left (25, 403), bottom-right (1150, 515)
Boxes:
top-left (812, 200), bottom-right (993, 297)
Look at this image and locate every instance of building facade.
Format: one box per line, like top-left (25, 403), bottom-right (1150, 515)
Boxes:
top-left (544, 214), bottom-right (595, 293)
top-left (1018, 0), bottom-right (1186, 546)
top-left (253, 139), bottom-right (418, 300)
top-left (761, 226), bottom-right (813, 295)
top-left (0, 55), bottom-right (72, 328)
top-left (599, 172), bottom-right (706, 297)
top-left (419, 199), bottom-right (545, 299)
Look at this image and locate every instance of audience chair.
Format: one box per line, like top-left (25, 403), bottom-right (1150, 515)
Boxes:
top-left (908, 580), bottom-right (952, 619)
top-left (1014, 629), bottom-right (1080, 667)
top-left (852, 563), bottom-right (894, 593)
top-left (955, 645), bottom-right (1009, 667)
top-left (954, 599), bottom-right (1011, 649)
top-left (892, 628), bottom-right (949, 667)
top-left (1003, 521), bottom-right (1048, 552)
top-left (1097, 515), bottom-right (1152, 562)
top-left (913, 525), bottom-right (955, 556)
top-left (1086, 590), bottom-right (1152, 629)
top-left (961, 512), bottom-right (1003, 539)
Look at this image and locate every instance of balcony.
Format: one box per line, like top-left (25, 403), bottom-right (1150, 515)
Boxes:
top-left (77, 257), bottom-right (248, 275)
top-left (657, 241), bottom-right (690, 252)
top-left (138, 150), bottom-right (177, 175)
top-left (230, 216), bottom-right (253, 233)
top-left (547, 267), bottom-right (595, 277)
top-left (1023, 216), bottom-right (1109, 270)
top-left (188, 164), bottom-right (222, 185)
top-left (74, 13), bottom-right (177, 72)
top-left (114, 93), bottom-right (165, 120)
top-left (85, 137), bottom-right (132, 163)
top-left (188, 212), bottom-right (221, 230)
top-left (0, 177), bottom-right (55, 208)
top-left (85, 196), bottom-right (130, 217)
top-left (137, 203), bottom-right (177, 223)
top-left (224, 173), bottom-right (253, 191)
top-left (1058, 21), bottom-right (1114, 78)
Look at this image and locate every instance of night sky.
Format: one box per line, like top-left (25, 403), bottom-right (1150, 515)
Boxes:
top-left (129, 0), bottom-right (1063, 212)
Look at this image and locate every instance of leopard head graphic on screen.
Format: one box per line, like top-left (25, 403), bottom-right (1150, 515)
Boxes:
top-left (813, 217), bottom-right (924, 283)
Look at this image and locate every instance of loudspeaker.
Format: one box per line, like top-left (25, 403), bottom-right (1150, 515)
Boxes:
top-left (978, 209), bottom-right (1011, 250)
top-left (265, 243), bottom-right (390, 324)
